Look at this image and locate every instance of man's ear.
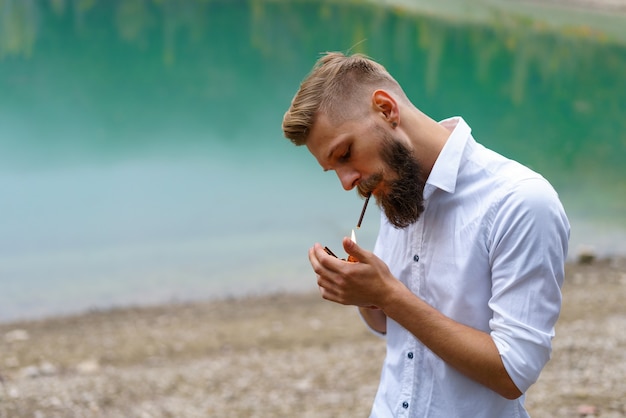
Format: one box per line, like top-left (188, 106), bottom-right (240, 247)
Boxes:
top-left (371, 89), bottom-right (399, 127)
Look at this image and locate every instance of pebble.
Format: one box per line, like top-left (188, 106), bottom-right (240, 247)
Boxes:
top-left (76, 359), bottom-right (100, 374)
top-left (4, 329), bottom-right (30, 343)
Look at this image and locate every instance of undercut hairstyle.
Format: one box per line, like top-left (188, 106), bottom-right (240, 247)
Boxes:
top-left (282, 52), bottom-right (405, 146)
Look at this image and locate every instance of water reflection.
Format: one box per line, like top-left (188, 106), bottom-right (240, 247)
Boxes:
top-left (1, 0), bottom-right (624, 320)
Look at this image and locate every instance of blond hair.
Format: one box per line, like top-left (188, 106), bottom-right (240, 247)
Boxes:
top-left (282, 52), bottom-right (403, 146)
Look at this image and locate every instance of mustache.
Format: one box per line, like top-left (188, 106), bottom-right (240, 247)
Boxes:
top-left (357, 173), bottom-right (383, 198)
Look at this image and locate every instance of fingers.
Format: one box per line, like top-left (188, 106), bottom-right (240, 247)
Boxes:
top-left (318, 284), bottom-right (338, 302)
top-left (342, 236), bottom-right (370, 263)
top-left (309, 244), bottom-right (333, 285)
top-left (309, 243), bottom-right (343, 274)
top-left (310, 243), bottom-right (347, 302)
top-left (310, 242), bottom-right (385, 306)
top-left (308, 244), bottom-right (321, 271)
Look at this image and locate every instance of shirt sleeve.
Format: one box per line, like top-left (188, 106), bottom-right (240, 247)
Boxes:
top-left (487, 177), bottom-right (570, 393)
top-left (357, 308), bottom-right (387, 338)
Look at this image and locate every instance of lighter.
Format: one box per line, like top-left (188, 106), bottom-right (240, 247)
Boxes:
top-left (323, 193), bottom-right (370, 262)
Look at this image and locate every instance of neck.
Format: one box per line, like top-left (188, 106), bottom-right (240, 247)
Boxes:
top-left (403, 110), bottom-right (450, 177)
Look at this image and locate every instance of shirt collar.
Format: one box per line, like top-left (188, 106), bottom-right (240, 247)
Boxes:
top-left (423, 116), bottom-right (472, 200)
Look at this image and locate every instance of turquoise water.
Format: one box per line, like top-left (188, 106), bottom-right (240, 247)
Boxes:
top-left (1, 1), bottom-right (625, 321)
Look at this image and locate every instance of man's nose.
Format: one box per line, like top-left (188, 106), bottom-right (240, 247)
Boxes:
top-left (336, 168), bottom-right (360, 191)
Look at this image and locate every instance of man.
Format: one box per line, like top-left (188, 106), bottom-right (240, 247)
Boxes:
top-left (282, 52), bottom-right (569, 417)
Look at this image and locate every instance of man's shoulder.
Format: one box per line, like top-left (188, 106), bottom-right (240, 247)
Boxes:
top-left (464, 142), bottom-right (548, 191)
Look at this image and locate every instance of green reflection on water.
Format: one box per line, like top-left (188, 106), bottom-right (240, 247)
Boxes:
top-left (0, 0), bottom-right (624, 320)
top-left (2, 2), bottom-right (624, 174)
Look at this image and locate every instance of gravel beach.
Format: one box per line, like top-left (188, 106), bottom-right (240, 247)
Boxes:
top-left (1, 257), bottom-right (624, 417)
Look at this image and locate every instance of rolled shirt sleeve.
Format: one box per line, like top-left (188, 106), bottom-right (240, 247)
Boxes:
top-left (488, 177), bottom-right (570, 392)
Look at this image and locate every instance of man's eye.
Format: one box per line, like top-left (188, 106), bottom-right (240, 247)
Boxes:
top-left (339, 147), bottom-right (351, 162)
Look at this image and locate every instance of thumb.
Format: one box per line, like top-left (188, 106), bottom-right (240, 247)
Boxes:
top-left (343, 236), bottom-right (367, 262)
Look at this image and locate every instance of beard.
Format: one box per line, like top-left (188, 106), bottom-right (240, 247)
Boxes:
top-left (357, 129), bottom-right (425, 229)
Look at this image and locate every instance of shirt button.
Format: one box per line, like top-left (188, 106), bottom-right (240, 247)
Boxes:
top-left (402, 401), bottom-right (409, 409)
top-left (407, 352), bottom-right (414, 359)
top-left (413, 254), bottom-right (420, 262)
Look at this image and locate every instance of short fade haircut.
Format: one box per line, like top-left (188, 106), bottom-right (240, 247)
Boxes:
top-left (282, 52), bottom-right (404, 146)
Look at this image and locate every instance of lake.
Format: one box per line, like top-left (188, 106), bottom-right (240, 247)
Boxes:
top-left (1, 0), bottom-right (625, 321)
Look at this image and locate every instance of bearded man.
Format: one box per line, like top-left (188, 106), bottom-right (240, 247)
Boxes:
top-left (282, 52), bottom-right (569, 418)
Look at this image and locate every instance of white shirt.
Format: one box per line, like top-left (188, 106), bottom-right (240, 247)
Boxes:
top-left (368, 117), bottom-right (570, 418)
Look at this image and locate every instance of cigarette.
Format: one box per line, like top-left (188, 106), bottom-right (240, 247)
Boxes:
top-left (356, 193), bottom-right (370, 229)
top-left (324, 246), bottom-right (338, 258)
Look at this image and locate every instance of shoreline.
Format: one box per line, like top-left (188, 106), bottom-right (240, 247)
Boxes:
top-left (0, 256), bottom-right (622, 327)
top-left (1, 257), bottom-right (624, 417)
top-left (374, 0), bottom-right (626, 44)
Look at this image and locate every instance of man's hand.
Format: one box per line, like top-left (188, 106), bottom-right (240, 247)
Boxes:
top-left (308, 237), bottom-right (398, 309)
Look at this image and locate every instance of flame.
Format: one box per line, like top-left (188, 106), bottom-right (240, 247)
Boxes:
top-left (347, 229), bottom-right (358, 262)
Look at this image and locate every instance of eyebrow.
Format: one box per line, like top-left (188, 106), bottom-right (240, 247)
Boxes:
top-left (326, 143), bottom-right (340, 165)
top-left (320, 144), bottom-right (338, 172)
top-left (323, 136), bottom-right (349, 171)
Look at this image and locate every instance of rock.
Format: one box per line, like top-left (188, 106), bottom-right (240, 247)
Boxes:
top-left (18, 365), bottom-right (40, 379)
top-left (76, 359), bottom-right (100, 374)
top-left (577, 246), bottom-right (597, 264)
top-left (308, 318), bottom-right (323, 330)
top-left (39, 361), bottom-right (58, 376)
top-left (4, 356), bottom-right (20, 368)
top-left (15, 361), bottom-right (57, 379)
top-left (4, 329), bottom-right (30, 343)
top-left (577, 404), bottom-right (598, 416)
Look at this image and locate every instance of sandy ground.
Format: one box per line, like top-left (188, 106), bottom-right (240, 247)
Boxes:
top-left (0, 257), bottom-right (624, 417)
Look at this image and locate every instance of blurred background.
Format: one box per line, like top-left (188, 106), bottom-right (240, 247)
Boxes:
top-left (1, 0), bottom-right (625, 322)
